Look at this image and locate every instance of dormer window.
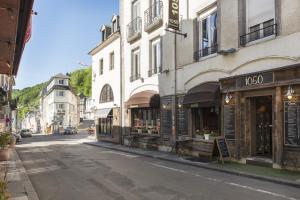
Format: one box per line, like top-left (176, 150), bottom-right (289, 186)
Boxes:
top-left (58, 79), bottom-right (64, 85)
top-left (102, 29), bottom-right (106, 42)
top-left (112, 20), bottom-right (117, 32)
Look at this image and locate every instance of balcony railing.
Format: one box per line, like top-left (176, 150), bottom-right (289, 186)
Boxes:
top-left (144, 1), bottom-right (163, 32)
top-left (127, 17), bottom-right (142, 43)
top-left (240, 23), bottom-right (277, 46)
top-left (130, 74), bottom-right (141, 82)
top-left (148, 67), bottom-right (162, 77)
top-left (194, 44), bottom-right (218, 61)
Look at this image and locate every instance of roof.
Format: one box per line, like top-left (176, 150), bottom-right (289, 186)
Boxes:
top-left (52, 73), bottom-right (69, 79)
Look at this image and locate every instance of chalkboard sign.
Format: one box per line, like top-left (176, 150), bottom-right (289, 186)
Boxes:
top-left (223, 105), bottom-right (235, 141)
top-left (177, 108), bottom-right (188, 135)
top-left (215, 137), bottom-right (230, 163)
top-left (284, 101), bottom-right (300, 146)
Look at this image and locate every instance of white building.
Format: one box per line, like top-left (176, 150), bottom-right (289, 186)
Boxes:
top-left (121, 0), bottom-right (165, 138)
top-left (79, 94), bottom-right (95, 121)
top-left (89, 15), bottom-right (121, 143)
top-left (40, 73), bottom-right (79, 134)
top-left (21, 111), bottom-right (41, 133)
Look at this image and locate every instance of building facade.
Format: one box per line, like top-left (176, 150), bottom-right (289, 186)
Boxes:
top-left (21, 110), bottom-right (41, 133)
top-left (90, 0), bottom-right (300, 169)
top-left (89, 15), bottom-right (122, 143)
top-left (40, 74), bottom-right (79, 134)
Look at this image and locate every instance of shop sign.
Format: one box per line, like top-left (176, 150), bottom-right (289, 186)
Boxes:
top-left (190, 103), bottom-right (198, 108)
top-left (238, 72), bottom-right (273, 88)
top-left (168, 0), bottom-right (180, 30)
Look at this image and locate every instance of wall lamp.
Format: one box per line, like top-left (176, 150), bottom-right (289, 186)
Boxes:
top-left (225, 93), bottom-right (232, 104)
top-left (286, 85), bottom-right (295, 100)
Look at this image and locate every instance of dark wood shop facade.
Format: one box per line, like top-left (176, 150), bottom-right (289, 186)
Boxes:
top-left (220, 65), bottom-right (300, 169)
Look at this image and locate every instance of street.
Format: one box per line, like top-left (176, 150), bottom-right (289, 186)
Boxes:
top-left (16, 133), bottom-right (300, 200)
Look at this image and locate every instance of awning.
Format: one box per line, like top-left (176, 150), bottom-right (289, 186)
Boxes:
top-left (94, 108), bottom-right (112, 118)
top-left (183, 82), bottom-right (220, 107)
top-left (126, 90), bottom-right (160, 108)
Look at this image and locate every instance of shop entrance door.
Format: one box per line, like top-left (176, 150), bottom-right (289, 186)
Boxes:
top-left (255, 96), bottom-right (272, 156)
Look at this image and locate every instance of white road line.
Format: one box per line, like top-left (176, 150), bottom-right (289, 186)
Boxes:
top-left (99, 150), bottom-right (138, 158)
top-left (10, 196), bottom-right (28, 200)
top-left (151, 163), bottom-right (186, 173)
top-left (207, 177), bottom-right (222, 182)
top-left (26, 165), bottom-right (61, 175)
top-left (226, 182), bottom-right (298, 200)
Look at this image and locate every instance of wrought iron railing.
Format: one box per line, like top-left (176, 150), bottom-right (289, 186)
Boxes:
top-left (194, 44), bottom-right (218, 61)
top-left (130, 74), bottom-right (141, 82)
top-left (148, 67), bottom-right (162, 77)
top-left (127, 17), bottom-right (142, 39)
top-left (144, 1), bottom-right (163, 30)
top-left (240, 23), bottom-right (277, 46)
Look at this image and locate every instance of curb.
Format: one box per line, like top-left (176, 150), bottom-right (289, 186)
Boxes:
top-left (85, 142), bottom-right (300, 189)
top-left (13, 149), bottom-right (40, 200)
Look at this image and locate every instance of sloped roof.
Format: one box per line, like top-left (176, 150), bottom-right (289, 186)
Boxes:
top-left (52, 73), bottom-right (69, 79)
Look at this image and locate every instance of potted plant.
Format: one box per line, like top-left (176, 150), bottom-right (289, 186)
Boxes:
top-left (147, 126), bottom-right (153, 134)
top-left (0, 133), bottom-right (11, 161)
top-left (195, 130), bottom-right (204, 139)
top-left (203, 129), bottom-right (211, 140)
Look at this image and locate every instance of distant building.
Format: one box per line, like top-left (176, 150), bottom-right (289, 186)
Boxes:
top-left (79, 94), bottom-right (94, 121)
top-left (21, 111), bottom-right (41, 133)
top-left (40, 73), bottom-right (79, 134)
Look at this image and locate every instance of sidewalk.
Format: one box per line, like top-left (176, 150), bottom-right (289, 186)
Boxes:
top-left (85, 141), bottom-right (300, 188)
top-left (0, 149), bottom-right (39, 200)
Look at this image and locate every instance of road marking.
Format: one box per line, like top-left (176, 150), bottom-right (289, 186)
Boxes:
top-left (26, 165), bottom-right (61, 175)
top-left (151, 163), bottom-right (186, 173)
top-left (226, 182), bottom-right (298, 200)
top-left (99, 150), bottom-right (138, 158)
top-left (207, 177), bottom-right (222, 182)
top-left (10, 196), bottom-right (28, 200)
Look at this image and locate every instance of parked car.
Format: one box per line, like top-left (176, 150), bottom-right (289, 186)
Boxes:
top-left (13, 132), bottom-right (22, 143)
top-left (63, 127), bottom-right (77, 135)
top-left (20, 129), bottom-right (33, 138)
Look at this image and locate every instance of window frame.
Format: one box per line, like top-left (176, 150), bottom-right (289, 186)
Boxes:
top-left (109, 52), bottom-right (115, 70)
top-left (149, 37), bottom-right (162, 76)
top-left (131, 48), bottom-right (141, 81)
top-left (100, 84), bottom-right (114, 103)
top-left (99, 59), bottom-right (104, 75)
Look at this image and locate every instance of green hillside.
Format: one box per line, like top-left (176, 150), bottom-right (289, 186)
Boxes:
top-left (13, 67), bottom-right (92, 120)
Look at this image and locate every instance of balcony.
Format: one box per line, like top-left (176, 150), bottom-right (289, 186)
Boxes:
top-left (194, 44), bottom-right (218, 61)
top-left (148, 67), bottom-right (162, 77)
top-left (240, 22), bottom-right (277, 46)
top-left (144, 1), bottom-right (163, 33)
top-left (127, 17), bottom-right (142, 43)
top-left (130, 74), bottom-right (141, 82)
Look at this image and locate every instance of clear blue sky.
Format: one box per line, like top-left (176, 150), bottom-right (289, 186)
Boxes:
top-left (16, 0), bottom-right (119, 89)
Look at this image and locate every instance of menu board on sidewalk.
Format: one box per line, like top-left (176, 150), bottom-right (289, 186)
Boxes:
top-left (223, 105), bottom-right (235, 141)
top-left (215, 137), bottom-right (230, 163)
top-left (284, 101), bottom-right (300, 146)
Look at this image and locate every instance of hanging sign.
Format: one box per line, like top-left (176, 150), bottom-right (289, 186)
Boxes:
top-left (168, 0), bottom-right (180, 30)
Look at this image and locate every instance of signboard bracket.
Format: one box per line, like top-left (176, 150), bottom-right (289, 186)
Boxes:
top-left (165, 28), bottom-right (187, 38)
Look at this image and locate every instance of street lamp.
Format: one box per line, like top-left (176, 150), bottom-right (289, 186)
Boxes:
top-left (286, 85), bottom-right (294, 100)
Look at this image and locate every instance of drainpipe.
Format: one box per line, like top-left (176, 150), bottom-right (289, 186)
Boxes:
top-left (119, 0), bottom-right (124, 145)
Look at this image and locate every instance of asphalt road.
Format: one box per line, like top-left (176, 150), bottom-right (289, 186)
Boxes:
top-left (16, 133), bottom-right (300, 200)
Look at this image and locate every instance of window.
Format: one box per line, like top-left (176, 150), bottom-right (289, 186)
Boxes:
top-left (57, 91), bottom-right (64, 97)
top-left (57, 104), bottom-right (64, 109)
top-left (102, 30), bottom-right (105, 41)
top-left (150, 0), bottom-right (161, 18)
top-left (58, 79), bottom-right (64, 85)
top-left (99, 59), bottom-right (103, 75)
top-left (131, 48), bottom-right (140, 81)
top-left (240, 0), bottom-right (276, 45)
top-left (109, 52), bottom-right (114, 70)
top-left (112, 20), bottom-right (118, 32)
top-left (149, 38), bottom-right (161, 76)
top-left (100, 84), bottom-right (114, 103)
top-left (131, 108), bottom-right (160, 134)
top-left (196, 9), bottom-right (218, 59)
top-left (192, 107), bottom-right (220, 137)
top-left (132, 0), bottom-right (140, 20)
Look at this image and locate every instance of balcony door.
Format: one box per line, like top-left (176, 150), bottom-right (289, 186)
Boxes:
top-left (132, 0), bottom-right (140, 20)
